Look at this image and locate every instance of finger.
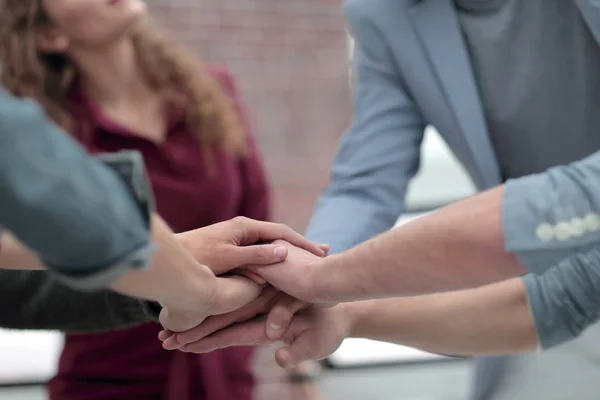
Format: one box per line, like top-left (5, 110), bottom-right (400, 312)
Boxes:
top-left (229, 244), bottom-right (288, 268)
top-left (319, 244), bottom-right (330, 256)
top-left (158, 330), bottom-right (173, 341)
top-left (275, 332), bottom-right (316, 369)
top-left (238, 269), bottom-right (267, 285)
top-left (180, 317), bottom-right (270, 354)
top-left (159, 307), bottom-right (207, 333)
top-left (237, 219), bottom-right (325, 257)
top-left (266, 295), bottom-right (309, 340)
top-left (162, 335), bottom-right (183, 351)
top-left (176, 287), bottom-right (280, 344)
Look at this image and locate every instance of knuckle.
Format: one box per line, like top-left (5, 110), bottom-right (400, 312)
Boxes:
top-left (232, 216), bottom-right (250, 229)
top-left (276, 222), bottom-right (289, 232)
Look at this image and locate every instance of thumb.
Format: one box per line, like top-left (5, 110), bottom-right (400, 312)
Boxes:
top-left (275, 332), bottom-right (315, 369)
top-left (159, 307), bottom-right (207, 333)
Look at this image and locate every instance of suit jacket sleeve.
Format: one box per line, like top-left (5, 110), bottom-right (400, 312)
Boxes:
top-left (503, 150), bottom-right (600, 273)
top-left (304, 2), bottom-right (427, 254)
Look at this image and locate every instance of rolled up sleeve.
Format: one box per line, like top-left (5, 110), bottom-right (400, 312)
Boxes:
top-left (503, 150), bottom-right (600, 274)
top-left (522, 247), bottom-right (600, 350)
top-left (0, 88), bottom-right (155, 290)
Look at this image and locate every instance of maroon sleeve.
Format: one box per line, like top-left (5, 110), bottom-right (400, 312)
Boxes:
top-left (212, 67), bottom-right (272, 222)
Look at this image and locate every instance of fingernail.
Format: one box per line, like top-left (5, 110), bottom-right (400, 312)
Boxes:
top-left (273, 246), bottom-right (286, 259)
top-left (269, 323), bottom-right (282, 330)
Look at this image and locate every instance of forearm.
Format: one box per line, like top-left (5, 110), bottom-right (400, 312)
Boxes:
top-left (313, 186), bottom-right (525, 303)
top-left (0, 232), bottom-right (44, 270)
top-left (1, 215), bottom-right (216, 307)
top-left (109, 215), bottom-right (216, 305)
top-left (0, 269), bottom-right (157, 332)
top-left (345, 277), bottom-right (538, 356)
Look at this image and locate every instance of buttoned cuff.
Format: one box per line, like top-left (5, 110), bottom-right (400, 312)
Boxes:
top-left (52, 151), bottom-right (156, 290)
top-left (504, 177), bottom-right (578, 274)
top-left (503, 170), bottom-right (600, 275)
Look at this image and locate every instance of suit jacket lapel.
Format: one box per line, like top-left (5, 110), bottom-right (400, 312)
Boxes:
top-left (408, 0), bottom-right (502, 188)
top-left (576, 0), bottom-right (600, 45)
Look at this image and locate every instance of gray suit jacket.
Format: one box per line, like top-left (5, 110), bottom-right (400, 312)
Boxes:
top-left (306, 0), bottom-right (600, 399)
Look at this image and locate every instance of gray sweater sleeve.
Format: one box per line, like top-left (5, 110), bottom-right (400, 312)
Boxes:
top-left (522, 247), bottom-right (600, 350)
top-left (0, 270), bottom-right (159, 333)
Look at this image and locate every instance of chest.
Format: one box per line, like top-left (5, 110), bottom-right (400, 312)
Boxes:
top-left (458, 0), bottom-right (600, 118)
top-left (456, 0), bottom-right (600, 176)
top-left (83, 123), bottom-right (244, 233)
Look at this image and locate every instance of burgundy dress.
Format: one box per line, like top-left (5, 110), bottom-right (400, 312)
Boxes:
top-left (47, 66), bottom-right (270, 400)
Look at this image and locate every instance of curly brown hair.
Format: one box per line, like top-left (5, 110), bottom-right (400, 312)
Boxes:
top-left (0, 0), bottom-right (246, 156)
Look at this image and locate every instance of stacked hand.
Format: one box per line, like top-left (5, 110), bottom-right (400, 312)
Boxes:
top-left (173, 305), bottom-right (351, 368)
top-left (157, 234), bottom-right (348, 368)
top-left (156, 217), bottom-right (328, 333)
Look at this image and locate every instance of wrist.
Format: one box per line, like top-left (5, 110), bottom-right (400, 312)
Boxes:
top-left (309, 253), bottom-right (343, 304)
top-left (342, 302), bottom-right (369, 339)
top-left (159, 264), bottom-right (218, 311)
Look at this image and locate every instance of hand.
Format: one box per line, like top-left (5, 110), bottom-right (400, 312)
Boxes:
top-left (177, 217), bottom-right (328, 277)
top-left (159, 287), bottom-right (310, 350)
top-left (159, 240), bottom-right (327, 342)
top-left (159, 274), bottom-right (263, 333)
top-left (165, 305), bottom-right (352, 369)
top-left (162, 240), bottom-right (328, 345)
top-left (249, 239), bottom-right (331, 305)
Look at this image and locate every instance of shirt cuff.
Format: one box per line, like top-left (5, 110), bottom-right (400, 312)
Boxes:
top-left (50, 243), bottom-right (155, 291)
top-left (96, 151), bottom-right (155, 226)
top-left (522, 246), bottom-right (600, 351)
top-left (522, 273), bottom-right (569, 350)
top-left (52, 151), bottom-right (156, 290)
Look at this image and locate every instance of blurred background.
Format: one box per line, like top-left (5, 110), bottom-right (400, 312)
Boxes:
top-left (0, 0), bottom-right (478, 398)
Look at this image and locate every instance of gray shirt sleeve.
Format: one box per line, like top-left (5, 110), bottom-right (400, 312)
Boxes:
top-left (0, 88), bottom-right (154, 289)
top-left (522, 247), bottom-right (600, 350)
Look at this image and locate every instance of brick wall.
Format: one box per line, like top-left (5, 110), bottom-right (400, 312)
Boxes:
top-left (147, 0), bottom-right (352, 231)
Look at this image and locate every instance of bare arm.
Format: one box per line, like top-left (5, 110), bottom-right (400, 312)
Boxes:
top-left (172, 277), bottom-right (539, 365)
top-left (0, 232), bottom-right (44, 270)
top-left (250, 186), bottom-right (526, 305)
top-left (346, 278), bottom-right (537, 356)
top-left (309, 186), bottom-right (524, 303)
top-left (311, 149), bottom-right (600, 304)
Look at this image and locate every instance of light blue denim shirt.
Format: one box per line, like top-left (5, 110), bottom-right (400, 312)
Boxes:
top-left (0, 88), bottom-right (154, 290)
